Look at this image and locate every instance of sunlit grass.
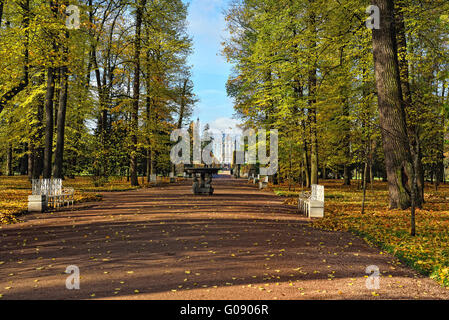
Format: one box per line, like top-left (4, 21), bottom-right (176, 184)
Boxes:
top-left (273, 179), bottom-right (449, 287)
top-left (0, 176), bottom-right (140, 225)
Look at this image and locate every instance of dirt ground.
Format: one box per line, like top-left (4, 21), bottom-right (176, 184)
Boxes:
top-left (1, 175), bottom-right (448, 300)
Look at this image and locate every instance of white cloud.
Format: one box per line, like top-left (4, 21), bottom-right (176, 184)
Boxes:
top-left (186, 0), bottom-right (230, 68)
top-left (206, 117), bottom-right (242, 136)
top-left (187, 0), bottom-right (227, 35)
top-left (197, 89), bottom-right (226, 96)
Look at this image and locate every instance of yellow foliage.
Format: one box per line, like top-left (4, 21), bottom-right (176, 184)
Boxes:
top-left (276, 180), bottom-right (449, 287)
top-left (0, 176), bottom-right (135, 224)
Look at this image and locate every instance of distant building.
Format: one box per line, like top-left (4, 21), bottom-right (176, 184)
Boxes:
top-left (212, 133), bottom-right (237, 166)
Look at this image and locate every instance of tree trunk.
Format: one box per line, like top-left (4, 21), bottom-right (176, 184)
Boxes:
top-left (146, 148), bottom-right (152, 183)
top-left (54, 68), bottom-right (60, 129)
top-left (395, 0), bottom-right (424, 207)
top-left (343, 165), bottom-right (352, 186)
top-left (20, 143), bottom-right (28, 175)
top-left (342, 86), bottom-right (352, 185)
top-left (436, 121), bottom-right (445, 188)
top-left (43, 67), bottom-right (55, 178)
top-left (145, 49), bottom-right (152, 184)
top-left (310, 109), bottom-right (318, 185)
top-left (53, 65), bottom-right (68, 179)
top-left (6, 144), bottom-right (13, 176)
top-left (146, 96), bottom-right (152, 183)
top-left (308, 8), bottom-right (318, 186)
top-left (0, 0), bottom-right (4, 28)
top-left (130, 0), bottom-right (147, 186)
top-left (43, 0), bottom-right (58, 179)
top-left (371, 0), bottom-right (414, 209)
top-left (28, 72), bottom-right (44, 179)
top-left (302, 109), bottom-right (311, 187)
top-left (28, 146), bottom-right (34, 179)
top-left (309, 104), bottom-right (318, 187)
top-left (34, 87), bottom-right (45, 179)
top-left (361, 161), bottom-right (368, 214)
top-left (53, 10), bottom-right (70, 179)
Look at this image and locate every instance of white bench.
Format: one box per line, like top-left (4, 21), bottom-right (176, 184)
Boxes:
top-left (251, 174), bottom-right (260, 184)
top-left (259, 176), bottom-right (269, 189)
top-left (31, 179), bottom-right (74, 211)
top-left (298, 184), bottom-right (324, 218)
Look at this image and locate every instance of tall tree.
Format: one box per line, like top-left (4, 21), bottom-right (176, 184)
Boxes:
top-left (395, 0), bottom-right (424, 206)
top-left (371, 0), bottom-right (415, 209)
top-left (42, 0), bottom-right (60, 178)
top-left (130, 0), bottom-right (147, 186)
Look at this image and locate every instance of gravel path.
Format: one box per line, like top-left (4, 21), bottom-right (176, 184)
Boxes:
top-left (1, 176), bottom-right (448, 300)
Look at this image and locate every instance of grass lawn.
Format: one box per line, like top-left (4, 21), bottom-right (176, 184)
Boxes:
top-left (0, 176), bottom-right (140, 225)
top-left (273, 179), bottom-right (449, 287)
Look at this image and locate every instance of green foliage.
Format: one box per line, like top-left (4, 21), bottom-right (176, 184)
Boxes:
top-left (223, 0), bottom-right (449, 185)
top-left (0, 0), bottom-right (195, 180)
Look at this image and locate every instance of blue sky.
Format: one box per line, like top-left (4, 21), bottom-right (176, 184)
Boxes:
top-left (183, 0), bottom-right (241, 135)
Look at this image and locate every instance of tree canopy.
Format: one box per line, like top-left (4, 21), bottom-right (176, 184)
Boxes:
top-left (0, 0), bottom-right (196, 185)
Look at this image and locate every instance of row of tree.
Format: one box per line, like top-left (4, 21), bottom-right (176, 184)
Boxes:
top-left (223, 0), bottom-right (449, 211)
top-left (0, 0), bottom-right (196, 186)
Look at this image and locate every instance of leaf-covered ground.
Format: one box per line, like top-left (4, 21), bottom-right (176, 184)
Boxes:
top-left (1, 177), bottom-right (449, 300)
top-left (273, 180), bottom-right (449, 287)
top-left (0, 176), bottom-right (140, 225)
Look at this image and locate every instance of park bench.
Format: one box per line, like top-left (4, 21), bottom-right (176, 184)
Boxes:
top-left (252, 174), bottom-right (260, 184)
top-left (149, 174), bottom-right (158, 183)
top-left (298, 184), bottom-right (324, 218)
top-left (29, 178), bottom-right (74, 212)
top-left (248, 174), bottom-right (257, 184)
top-left (259, 176), bottom-right (269, 189)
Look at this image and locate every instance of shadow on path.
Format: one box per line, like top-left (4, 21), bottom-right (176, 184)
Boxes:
top-left (1, 176), bottom-right (448, 300)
